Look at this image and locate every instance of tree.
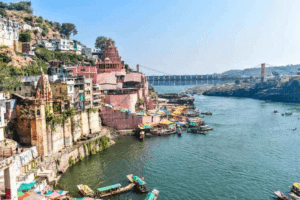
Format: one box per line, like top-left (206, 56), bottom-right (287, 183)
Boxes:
top-left (60, 23), bottom-right (77, 38)
top-left (95, 36), bottom-right (115, 52)
top-left (52, 22), bottom-right (61, 31)
top-left (0, 64), bottom-right (23, 93)
top-left (19, 31), bottom-right (32, 42)
top-left (0, 8), bottom-right (7, 18)
top-left (0, 2), bottom-right (7, 9)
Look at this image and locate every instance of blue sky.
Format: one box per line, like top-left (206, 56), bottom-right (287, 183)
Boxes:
top-left (5, 0), bottom-right (300, 75)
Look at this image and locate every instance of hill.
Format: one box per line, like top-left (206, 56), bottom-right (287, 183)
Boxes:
top-left (221, 65), bottom-right (300, 78)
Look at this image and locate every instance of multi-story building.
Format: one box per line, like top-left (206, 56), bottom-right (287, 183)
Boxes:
top-left (67, 66), bottom-right (98, 84)
top-left (0, 15), bottom-right (19, 49)
top-left (84, 78), bottom-right (93, 109)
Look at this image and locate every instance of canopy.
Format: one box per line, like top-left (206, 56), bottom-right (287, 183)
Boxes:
top-left (189, 122), bottom-right (197, 126)
top-left (293, 182), bottom-right (300, 189)
top-left (18, 181), bottom-right (36, 191)
top-left (160, 120), bottom-right (173, 125)
top-left (145, 192), bottom-right (156, 200)
top-left (98, 183), bottom-right (121, 192)
top-left (132, 176), bottom-right (146, 185)
top-left (173, 110), bottom-right (181, 115)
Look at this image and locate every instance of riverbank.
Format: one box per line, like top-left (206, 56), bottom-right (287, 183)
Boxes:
top-left (186, 79), bottom-right (300, 103)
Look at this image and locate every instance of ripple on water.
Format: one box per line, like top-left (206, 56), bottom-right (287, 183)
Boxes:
top-left (59, 93), bottom-right (300, 200)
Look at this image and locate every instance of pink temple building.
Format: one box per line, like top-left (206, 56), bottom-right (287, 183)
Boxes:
top-left (96, 43), bottom-right (125, 73)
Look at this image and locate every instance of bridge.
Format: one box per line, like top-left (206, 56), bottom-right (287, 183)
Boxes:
top-left (142, 64), bottom-right (269, 86)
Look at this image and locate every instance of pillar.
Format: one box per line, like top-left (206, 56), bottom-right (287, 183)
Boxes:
top-left (261, 63), bottom-right (265, 82)
top-left (4, 163), bottom-right (17, 200)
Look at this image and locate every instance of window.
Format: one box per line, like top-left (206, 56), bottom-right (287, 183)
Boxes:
top-left (37, 109), bottom-right (40, 116)
top-left (81, 69), bottom-right (86, 71)
top-left (19, 87), bottom-right (21, 91)
top-left (5, 102), bottom-right (10, 110)
top-left (69, 86), bottom-right (72, 91)
top-left (90, 75), bottom-right (94, 78)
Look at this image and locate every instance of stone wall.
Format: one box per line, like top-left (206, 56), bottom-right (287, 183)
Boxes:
top-left (72, 113), bottom-right (82, 142)
top-left (81, 111), bottom-right (89, 136)
top-left (88, 111), bottom-right (101, 134)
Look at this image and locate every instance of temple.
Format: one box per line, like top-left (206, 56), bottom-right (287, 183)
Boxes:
top-left (96, 43), bottom-right (125, 73)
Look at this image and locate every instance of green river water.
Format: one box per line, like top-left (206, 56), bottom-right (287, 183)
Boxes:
top-left (59, 86), bottom-right (300, 200)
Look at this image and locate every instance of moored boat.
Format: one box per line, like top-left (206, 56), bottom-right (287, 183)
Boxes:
top-left (77, 184), bottom-right (95, 197)
top-left (291, 182), bottom-right (300, 196)
top-left (274, 191), bottom-right (292, 200)
top-left (127, 174), bottom-right (149, 193)
top-left (145, 189), bottom-right (159, 200)
top-left (274, 109), bottom-right (279, 113)
top-left (97, 183), bottom-right (122, 197)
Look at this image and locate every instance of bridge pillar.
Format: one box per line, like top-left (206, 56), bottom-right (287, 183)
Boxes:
top-left (4, 162), bottom-right (17, 200)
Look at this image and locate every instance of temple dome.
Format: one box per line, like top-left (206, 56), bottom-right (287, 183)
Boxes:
top-left (35, 71), bottom-right (52, 101)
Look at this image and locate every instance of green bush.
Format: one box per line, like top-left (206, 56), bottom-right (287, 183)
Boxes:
top-left (0, 53), bottom-right (12, 63)
top-left (0, 8), bottom-right (7, 17)
top-left (19, 31), bottom-right (32, 42)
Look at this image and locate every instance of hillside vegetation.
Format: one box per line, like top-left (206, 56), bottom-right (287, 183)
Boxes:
top-left (221, 65), bottom-right (300, 78)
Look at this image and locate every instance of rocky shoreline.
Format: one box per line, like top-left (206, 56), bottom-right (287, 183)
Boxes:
top-left (186, 80), bottom-right (300, 103)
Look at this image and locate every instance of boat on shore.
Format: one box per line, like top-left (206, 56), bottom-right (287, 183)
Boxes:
top-left (274, 191), bottom-right (292, 200)
top-left (145, 189), bottom-right (159, 200)
top-left (77, 184), bottom-right (95, 197)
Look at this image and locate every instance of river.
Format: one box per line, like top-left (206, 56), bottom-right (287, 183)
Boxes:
top-left (59, 86), bottom-right (300, 200)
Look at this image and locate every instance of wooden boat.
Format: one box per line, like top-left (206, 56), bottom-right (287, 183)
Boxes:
top-left (97, 183), bottom-right (121, 197)
top-left (77, 184), bottom-right (95, 197)
top-left (200, 125), bottom-right (214, 131)
top-left (285, 112), bottom-right (293, 116)
top-left (289, 192), bottom-right (300, 200)
top-left (127, 174), bottom-right (148, 193)
top-left (274, 191), bottom-right (292, 200)
top-left (145, 189), bottom-right (159, 200)
top-left (291, 182), bottom-right (300, 196)
top-left (139, 131), bottom-right (145, 141)
top-left (97, 182), bottom-right (134, 198)
top-left (201, 111), bottom-right (212, 115)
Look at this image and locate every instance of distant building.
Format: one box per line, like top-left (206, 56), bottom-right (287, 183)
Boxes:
top-left (21, 24), bottom-right (32, 30)
top-left (0, 15), bottom-right (19, 49)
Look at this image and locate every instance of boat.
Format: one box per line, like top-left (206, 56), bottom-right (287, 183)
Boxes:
top-left (274, 191), bottom-right (292, 200)
top-left (285, 112), bottom-right (293, 116)
top-left (139, 131), bottom-right (145, 141)
top-left (97, 183), bottom-right (122, 197)
top-left (274, 109), bottom-right (279, 113)
top-left (127, 174), bottom-right (148, 193)
top-left (291, 182), bottom-right (300, 196)
top-left (201, 111), bottom-right (212, 115)
top-left (145, 189), bottom-right (159, 200)
top-left (200, 125), bottom-right (214, 131)
top-left (289, 192), bottom-right (300, 200)
top-left (77, 184), bottom-right (95, 197)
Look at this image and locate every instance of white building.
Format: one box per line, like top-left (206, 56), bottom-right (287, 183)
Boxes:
top-left (0, 93), bottom-right (6, 141)
top-left (32, 26), bottom-right (42, 32)
top-left (21, 24), bottom-right (32, 30)
top-left (0, 15), bottom-right (19, 48)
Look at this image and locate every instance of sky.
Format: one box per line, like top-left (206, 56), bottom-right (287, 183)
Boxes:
top-left (5, 0), bottom-right (300, 75)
